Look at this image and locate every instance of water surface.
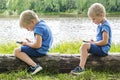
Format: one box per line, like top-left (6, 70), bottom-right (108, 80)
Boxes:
top-left (0, 17), bottom-right (120, 46)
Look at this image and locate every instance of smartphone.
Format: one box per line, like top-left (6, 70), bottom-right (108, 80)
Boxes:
top-left (16, 41), bottom-right (23, 44)
top-left (82, 40), bottom-right (88, 43)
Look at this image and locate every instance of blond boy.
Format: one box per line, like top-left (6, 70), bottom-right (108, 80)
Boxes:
top-left (71, 3), bottom-right (112, 75)
top-left (14, 10), bottom-right (53, 75)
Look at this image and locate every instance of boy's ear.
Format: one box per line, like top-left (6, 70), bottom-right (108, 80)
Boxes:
top-left (31, 19), bottom-right (35, 24)
top-left (101, 13), bottom-right (105, 17)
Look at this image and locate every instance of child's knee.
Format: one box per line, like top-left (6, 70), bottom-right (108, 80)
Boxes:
top-left (80, 43), bottom-right (90, 50)
top-left (14, 48), bottom-right (21, 56)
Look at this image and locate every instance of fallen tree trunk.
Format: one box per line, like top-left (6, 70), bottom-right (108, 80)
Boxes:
top-left (0, 53), bottom-right (120, 73)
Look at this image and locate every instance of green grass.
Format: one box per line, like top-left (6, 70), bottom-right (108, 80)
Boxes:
top-left (0, 69), bottom-right (120, 80)
top-left (50, 41), bottom-right (82, 54)
top-left (0, 41), bottom-right (120, 54)
top-left (0, 40), bottom-right (82, 54)
top-left (110, 43), bottom-right (120, 52)
top-left (0, 41), bottom-right (19, 54)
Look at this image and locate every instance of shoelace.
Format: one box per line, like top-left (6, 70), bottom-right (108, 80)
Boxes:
top-left (31, 65), bottom-right (39, 69)
top-left (74, 66), bottom-right (83, 72)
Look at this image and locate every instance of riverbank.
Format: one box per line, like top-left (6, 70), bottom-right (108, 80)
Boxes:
top-left (0, 12), bottom-right (120, 18)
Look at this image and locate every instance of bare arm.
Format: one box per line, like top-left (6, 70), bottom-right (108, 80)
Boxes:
top-left (92, 31), bottom-right (108, 46)
top-left (22, 34), bottom-right (42, 48)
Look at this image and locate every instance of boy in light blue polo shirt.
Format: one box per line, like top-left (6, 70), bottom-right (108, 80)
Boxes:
top-left (34, 20), bottom-right (53, 54)
top-left (14, 10), bottom-right (53, 75)
top-left (71, 3), bottom-right (112, 75)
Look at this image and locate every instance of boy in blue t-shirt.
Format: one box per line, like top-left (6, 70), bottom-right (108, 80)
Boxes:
top-left (71, 3), bottom-right (112, 75)
top-left (14, 10), bottom-right (53, 75)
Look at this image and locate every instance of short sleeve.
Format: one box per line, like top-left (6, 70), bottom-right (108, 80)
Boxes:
top-left (34, 27), bottom-right (44, 37)
top-left (101, 25), bottom-right (110, 34)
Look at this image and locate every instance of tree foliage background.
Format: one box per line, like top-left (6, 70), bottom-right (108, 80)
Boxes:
top-left (0, 0), bottom-right (120, 15)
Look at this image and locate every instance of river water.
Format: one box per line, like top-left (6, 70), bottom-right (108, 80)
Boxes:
top-left (0, 17), bottom-right (120, 46)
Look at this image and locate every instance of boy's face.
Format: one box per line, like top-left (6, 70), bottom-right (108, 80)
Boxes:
top-left (22, 21), bottom-right (34, 31)
top-left (90, 15), bottom-right (103, 25)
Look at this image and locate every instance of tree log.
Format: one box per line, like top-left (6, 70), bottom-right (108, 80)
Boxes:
top-left (0, 53), bottom-right (120, 73)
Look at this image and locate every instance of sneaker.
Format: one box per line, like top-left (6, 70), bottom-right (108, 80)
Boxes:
top-left (28, 64), bottom-right (43, 75)
top-left (70, 66), bottom-right (85, 75)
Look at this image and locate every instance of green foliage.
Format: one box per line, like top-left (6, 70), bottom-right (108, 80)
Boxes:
top-left (0, 0), bottom-right (7, 9)
top-left (43, 0), bottom-right (60, 12)
top-left (75, 0), bottom-right (87, 14)
top-left (0, 0), bottom-right (119, 15)
top-left (105, 0), bottom-right (120, 12)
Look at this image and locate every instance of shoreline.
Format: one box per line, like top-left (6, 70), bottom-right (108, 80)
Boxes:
top-left (0, 12), bottom-right (120, 18)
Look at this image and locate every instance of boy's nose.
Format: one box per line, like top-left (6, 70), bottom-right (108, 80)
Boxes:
top-left (27, 28), bottom-right (30, 31)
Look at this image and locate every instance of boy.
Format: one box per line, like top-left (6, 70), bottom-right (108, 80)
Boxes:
top-left (14, 10), bottom-right (53, 75)
top-left (71, 3), bottom-right (112, 75)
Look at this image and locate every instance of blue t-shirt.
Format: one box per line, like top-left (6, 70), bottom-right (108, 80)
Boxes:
top-left (34, 20), bottom-right (53, 54)
top-left (96, 20), bottom-right (112, 54)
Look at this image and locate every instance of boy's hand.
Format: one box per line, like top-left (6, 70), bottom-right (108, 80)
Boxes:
top-left (21, 42), bottom-right (27, 46)
top-left (82, 40), bottom-right (89, 43)
top-left (16, 41), bottom-right (23, 44)
top-left (82, 39), bottom-right (94, 43)
top-left (16, 41), bottom-right (28, 46)
top-left (16, 38), bottom-right (32, 46)
top-left (26, 38), bottom-right (32, 42)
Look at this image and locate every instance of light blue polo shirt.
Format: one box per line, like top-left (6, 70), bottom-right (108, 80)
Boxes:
top-left (34, 20), bottom-right (53, 54)
top-left (96, 20), bottom-right (112, 54)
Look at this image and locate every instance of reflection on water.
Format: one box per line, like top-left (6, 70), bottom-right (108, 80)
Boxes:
top-left (0, 17), bottom-right (120, 46)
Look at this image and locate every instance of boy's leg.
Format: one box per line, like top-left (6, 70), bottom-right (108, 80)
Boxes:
top-left (79, 43), bottom-right (91, 69)
top-left (14, 48), bottom-right (36, 67)
top-left (70, 43), bottom-right (90, 75)
top-left (14, 47), bottom-right (43, 75)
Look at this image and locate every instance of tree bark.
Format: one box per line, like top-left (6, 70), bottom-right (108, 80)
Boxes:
top-left (0, 53), bottom-right (120, 73)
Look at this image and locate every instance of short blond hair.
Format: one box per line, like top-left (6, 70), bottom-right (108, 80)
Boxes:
top-left (19, 10), bottom-right (39, 28)
top-left (88, 3), bottom-right (106, 17)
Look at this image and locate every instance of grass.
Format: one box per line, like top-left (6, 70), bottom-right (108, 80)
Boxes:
top-left (0, 69), bottom-right (120, 80)
top-left (110, 43), bottom-right (120, 52)
top-left (0, 41), bottom-right (120, 54)
top-left (0, 41), bottom-right (19, 54)
top-left (50, 40), bottom-right (82, 54)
